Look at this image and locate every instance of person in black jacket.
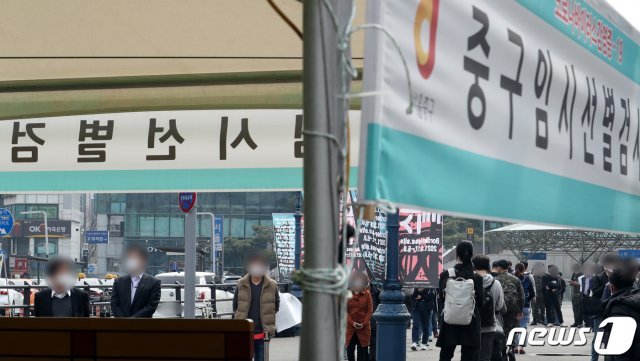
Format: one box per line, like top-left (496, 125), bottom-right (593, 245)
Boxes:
top-left (410, 287), bottom-right (437, 350)
top-left (600, 258), bottom-right (640, 361)
top-left (589, 254), bottom-right (620, 361)
top-left (542, 265), bottom-right (564, 326)
top-left (110, 244), bottom-right (161, 318)
top-left (437, 241), bottom-right (484, 361)
top-left (34, 256), bottom-right (90, 317)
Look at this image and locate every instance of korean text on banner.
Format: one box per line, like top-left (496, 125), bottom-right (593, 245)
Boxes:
top-left (359, 0), bottom-right (640, 233)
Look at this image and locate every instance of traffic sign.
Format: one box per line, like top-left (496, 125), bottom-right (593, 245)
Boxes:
top-left (0, 208), bottom-right (14, 236)
top-left (85, 230), bottom-right (109, 244)
top-left (178, 192), bottom-right (197, 213)
top-left (87, 263), bottom-right (97, 275)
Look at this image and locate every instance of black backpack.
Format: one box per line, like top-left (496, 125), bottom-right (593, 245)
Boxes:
top-left (480, 280), bottom-right (496, 328)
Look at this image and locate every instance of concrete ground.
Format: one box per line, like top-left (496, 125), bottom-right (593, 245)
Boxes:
top-left (269, 302), bottom-right (593, 360)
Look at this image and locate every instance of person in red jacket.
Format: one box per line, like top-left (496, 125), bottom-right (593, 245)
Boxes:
top-left (346, 271), bottom-right (374, 361)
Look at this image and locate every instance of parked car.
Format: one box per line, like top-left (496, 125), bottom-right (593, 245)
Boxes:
top-left (76, 278), bottom-right (109, 302)
top-left (8, 279), bottom-right (37, 306)
top-left (153, 272), bottom-right (234, 318)
top-left (222, 274), bottom-right (241, 285)
top-left (0, 279), bottom-right (25, 316)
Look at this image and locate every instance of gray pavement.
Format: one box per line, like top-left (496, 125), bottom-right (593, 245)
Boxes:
top-left (269, 302), bottom-right (593, 360)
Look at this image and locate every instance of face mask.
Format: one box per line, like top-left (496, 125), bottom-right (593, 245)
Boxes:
top-left (56, 273), bottom-right (76, 291)
top-left (249, 265), bottom-right (265, 277)
top-left (351, 280), bottom-right (364, 291)
top-left (126, 257), bottom-right (142, 274)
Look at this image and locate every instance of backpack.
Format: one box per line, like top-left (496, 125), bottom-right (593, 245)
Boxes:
top-left (443, 268), bottom-right (476, 325)
top-left (500, 274), bottom-right (521, 314)
top-left (479, 280), bottom-right (496, 328)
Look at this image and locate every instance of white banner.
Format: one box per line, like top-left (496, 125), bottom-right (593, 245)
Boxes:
top-left (360, 0), bottom-right (640, 233)
top-left (0, 109), bottom-right (360, 192)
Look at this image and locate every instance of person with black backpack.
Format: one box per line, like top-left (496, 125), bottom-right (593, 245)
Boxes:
top-left (473, 255), bottom-right (506, 361)
top-left (437, 241), bottom-right (484, 361)
top-left (515, 263), bottom-right (535, 354)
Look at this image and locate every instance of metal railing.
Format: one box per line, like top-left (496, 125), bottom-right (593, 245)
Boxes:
top-left (0, 282), bottom-right (290, 318)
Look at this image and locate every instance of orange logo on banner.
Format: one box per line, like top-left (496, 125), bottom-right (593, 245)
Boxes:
top-left (414, 0), bottom-right (439, 79)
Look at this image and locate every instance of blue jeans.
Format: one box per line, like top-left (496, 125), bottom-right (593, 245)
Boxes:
top-left (430, 308), bottom-right (438, 336)
top-left (254, 339), bottom-right (264, 361)
top-left (516, 307), bottom-right (531, 346)
top-left (411, 303), bottom-right (432, 344)
top-left (591, 317), bottom-right (601, 361)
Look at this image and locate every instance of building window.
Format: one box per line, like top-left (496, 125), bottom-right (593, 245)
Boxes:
top-left (108, 215), bottom-right (124, 236)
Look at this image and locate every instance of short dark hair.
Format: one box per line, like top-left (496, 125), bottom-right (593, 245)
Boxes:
top-left (522, 261), bottom-right (529, 269)
top-left (472, 255), bottom-right (491, 271)
top-left (493, 259), bottom-right (509, 270)
top-left (609, 258), bottom-right (639, 290)
top-left (601, 253), bottom-right (620, 267)
top-left (46, 256), bottom-right (74, 278)
top-left (246, 251), bottom-right (267, 264)
top-left (125, 243), bottom-right (149, 260)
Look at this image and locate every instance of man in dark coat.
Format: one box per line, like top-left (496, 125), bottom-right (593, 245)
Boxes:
top-left (110, 244), bottom-right (161, 318)
top-left (34, 256), bottom-right (90, 317)
top-left (600, 258), bottom-right (640, 361)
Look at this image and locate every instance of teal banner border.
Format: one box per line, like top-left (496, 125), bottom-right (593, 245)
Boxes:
top-left (364, 123), bottom-right (640, 233)
top-left (0, 167), bottom-right (359, 193)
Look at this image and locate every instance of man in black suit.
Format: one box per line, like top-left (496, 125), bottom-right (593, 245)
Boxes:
top-left (34, 256), bottom-right (90, 317)
top-left (110, 244), bottom-right (161, 318)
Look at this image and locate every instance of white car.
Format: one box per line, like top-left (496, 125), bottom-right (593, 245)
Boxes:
top-left (0, 278), bottom-right (25, 316)
top-left (153, 272), bottom-right (234, 318)
top-left (75, 278), bottom-right (108, 301)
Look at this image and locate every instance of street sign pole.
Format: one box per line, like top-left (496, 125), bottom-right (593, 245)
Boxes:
top-left (180, 192), bottom-right (198, 319)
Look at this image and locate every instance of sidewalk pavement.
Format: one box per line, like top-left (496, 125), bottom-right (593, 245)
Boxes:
top-left (269, 302), bottom-right (593, 360)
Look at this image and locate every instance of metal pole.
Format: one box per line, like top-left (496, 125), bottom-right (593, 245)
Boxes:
top-left (291, 192), bottom-right (303, 299)
top-left (374, 210), bottom-right (411, 360)
top-left (44, 213), bottom-right (49, 258)
top-left (197, 212), bottom-right (216, 275)
top-left (184, 203), bottom-right (197, 319)
top-left (299, 0), bottom-right (344, 359)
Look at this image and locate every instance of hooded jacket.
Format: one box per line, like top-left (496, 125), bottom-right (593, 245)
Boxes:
top-left (480, 273), bottom-right (506, 334)
top-left (602, 287), bottom-right (640, 361)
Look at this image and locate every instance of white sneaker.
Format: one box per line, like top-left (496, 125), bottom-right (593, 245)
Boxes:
top-left (421, 344), bottom-right (428, 350)
top-left (411, 342), bottom-right (418, 351)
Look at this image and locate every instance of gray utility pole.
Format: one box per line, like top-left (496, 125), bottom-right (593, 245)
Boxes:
top-left (299, 0), bottom-right (351, 360)
top-left (197, 212), bottom-right (217, 275)
top-left (184, 204), bottom-right (197, 319)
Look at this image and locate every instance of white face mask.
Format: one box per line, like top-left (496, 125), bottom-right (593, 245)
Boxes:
top-left (56, 273), bottom-right (76, 291)
top-left (125, 257), bottom-right (143, 274)
top-left (351, 279), bottom-right (365, 291)
top-left (249, 265), bottom-right (265, 277)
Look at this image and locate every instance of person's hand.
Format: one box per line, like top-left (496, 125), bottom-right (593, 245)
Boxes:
top-left (516, 312), bottom-right (523, 321)
top-left (415, 295), bottom-right (421, 300)
top-left (354, 322), bottom-right (363, 330)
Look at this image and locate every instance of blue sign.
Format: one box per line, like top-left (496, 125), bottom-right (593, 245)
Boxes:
top-left (87, 264), bottom-right (97, 274)
top-left (178, 192), bottom-right (197, 213)
top-left (522, 252), bottom-right (547, 260)
top-left (85, 230), bottom-right (109, 244)
top-left (619, 250), bottom-right (640, 259)
top-left (0, 208), bottom-right (14, 236)
top-left (214, 216), bottom-right (224, 258)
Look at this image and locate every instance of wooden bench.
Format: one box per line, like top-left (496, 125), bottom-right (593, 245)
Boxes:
top-left (0, 318), bottom-right (254, 360)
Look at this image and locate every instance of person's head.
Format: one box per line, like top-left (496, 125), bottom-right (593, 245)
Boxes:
top-left (572, 263), bottom-right (581, 273)
top-left (548, 265), bottom-right (559, 277)
top-left (532, 262), bottom-right (545, 276)
top-left (608, 258), bottom-right (639, 293)
top-left (600, 254), bottom-right (621, 276)
top-left (493, 259), bottom-right (510, 273)
top-left (472, 255), bottom-right (491, 274)
top-left (123, 244), bottom-right (148, 275)
top-left (522, 261), bottom-right (529, 271)
top-left (246, 252), bottom-right (268, 278)
top-left (349, 271), bottom-right (369, 293)
top-left (515, 263), bottom-right (525, 277)
top-left (582, 262), bottom-right (595, 276)
top-left (455, 241), bottom-right (474, 269)
top-left (46, 256), bottom-right (77, 293)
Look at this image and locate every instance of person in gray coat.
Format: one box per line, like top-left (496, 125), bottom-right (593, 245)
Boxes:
top-left (473, 255), bottom-right (506, 361)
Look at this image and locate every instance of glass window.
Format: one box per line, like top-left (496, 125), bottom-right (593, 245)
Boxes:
top-left (230, 193), bottom-right (245, 214)
top-left (275, 192), bottom-right (294, 212)
top-left (223, 217), bottom-right (230, 238)
top-left (230, 217), bottom-right (245, 238)
top-left (169, 216), bottom-right (184, 237)
top-left (125, 214), bottom-right (139, 237)
top-left (140, 216), bottom-right (155, 237)
top-left (259, 216), bottom-right (273, 228)
top-left (245, 218), bottom-right (260, 238)
top-left (246, 192), bottom-right (260, 214)
top-left (108, 215), bottom-right (124, 236)
top-left (96, 194), bottom-right (109, 214)
top-left (199, 216), bottom-right (212, 238)
top-left (215, 193), bottom-right (230, 214)
top-left (260, 192), bottom-right (276, 213)
top-left (155, 216), bottom-right (170, 237)
top-left (154, 193), bottom-right (174, 215)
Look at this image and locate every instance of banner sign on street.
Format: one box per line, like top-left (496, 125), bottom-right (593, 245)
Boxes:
top-left (398, 209), bottom-right (443, 288)
top-left (360, 0), bottom-right (640, 233)
top-left (0, 208), bottom-right (14, 236)
top-left (20, 220), bottom-right (72, 237)
top-left (85, 230), bottom-right (109, 244)
top-left (214, 216), bottom-right (224, 258)
top-left (0, 110), bottom-right (360, 193)
top-left (354, 207), bottom-right (387, 281)
top-left (272, 213), bottom-right (302, 280)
